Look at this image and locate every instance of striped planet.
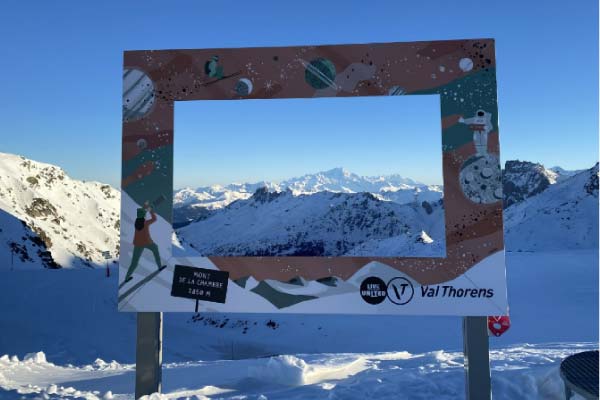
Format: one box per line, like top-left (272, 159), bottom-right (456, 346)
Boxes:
top-left (388, 86), bottom-right (406, 96)
top-left (123, 68), bottom-right (155, 122)
top-left (303, 58), bottom-right (337, 90)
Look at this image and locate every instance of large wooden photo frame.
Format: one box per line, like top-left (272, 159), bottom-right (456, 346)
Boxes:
top-left (119, 39), bottom-right (507, 315)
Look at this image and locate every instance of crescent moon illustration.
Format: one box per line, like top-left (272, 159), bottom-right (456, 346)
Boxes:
top-left (235, 78), bottom-right (253, 96)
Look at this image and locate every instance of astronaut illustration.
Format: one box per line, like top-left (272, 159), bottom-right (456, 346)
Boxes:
top-left (459, 110), bottom-right (493, 156)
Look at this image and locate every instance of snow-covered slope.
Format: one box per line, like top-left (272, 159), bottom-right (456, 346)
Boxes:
top-left (0, 209), bottom-right (58, 270)
top-left (177, 188), bottom-right (445, 257)
top-left (0, 250), bottom-right (597, 399)
top-left (0, 152), bottom-right (596, 266)
top-left (549, 166), bottom-right (585, 181)
top-left (504, 163), bottom-right (599, 251)
top-left (0, 153), bottom-right (120, 268)
top-left (173, 168), bottom-right (442, 226)
top-left (1, 343), bottom-right (597, 400)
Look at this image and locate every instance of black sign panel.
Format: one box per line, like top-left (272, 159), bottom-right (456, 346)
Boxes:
top-left (171, 265), bottom-right (229, 304)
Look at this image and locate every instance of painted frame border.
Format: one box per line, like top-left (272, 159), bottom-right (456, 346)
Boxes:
top-left (120, 39), bottom-right (507, 314)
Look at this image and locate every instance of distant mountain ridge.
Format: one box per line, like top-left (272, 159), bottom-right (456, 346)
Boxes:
top-left (173, 167), bottom-right (443, 227)
top-left (177, 187), bottom-right (445, 257)
top-left (0, 152), bottom-right (596, 269)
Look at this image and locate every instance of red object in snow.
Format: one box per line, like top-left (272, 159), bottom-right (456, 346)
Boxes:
top-left (488, 315), bottom-right (510, 337)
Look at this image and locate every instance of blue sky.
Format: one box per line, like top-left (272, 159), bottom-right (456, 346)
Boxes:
top-left (175, 96), bottom-right (443, 186)
top-left (0, 0), bottom-right (597, 187)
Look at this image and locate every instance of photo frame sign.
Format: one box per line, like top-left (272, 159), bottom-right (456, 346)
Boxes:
top-left (119, 39), bottom-right (508, 315)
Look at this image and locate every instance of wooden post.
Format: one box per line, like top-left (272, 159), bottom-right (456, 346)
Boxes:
top-left (463, 316), bottom-right (491, 400)
top-left (135, 312), bottom-right (163, 398)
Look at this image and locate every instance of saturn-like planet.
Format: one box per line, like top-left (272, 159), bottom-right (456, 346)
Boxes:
top-left (123, 68), bottom-right (155, 122)
top-left (302, 58), bottom-right (337, 90)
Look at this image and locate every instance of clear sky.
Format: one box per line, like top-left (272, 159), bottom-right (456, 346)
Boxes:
top-left (0, 0), bottom-right (597, 188)
top-left (175, 96), bottom-right (443, 187)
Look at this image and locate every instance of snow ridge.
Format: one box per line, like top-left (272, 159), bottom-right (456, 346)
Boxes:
top-left (173, 167), bottom-right (443, 226)
top-left (504, 163), bottom-right (599, 251)
top-left (0, 152), bottom-right (120, 268)
top-left (177, 189), bottom-right (446, 257)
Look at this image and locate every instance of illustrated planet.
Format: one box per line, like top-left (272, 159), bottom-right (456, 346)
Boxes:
top-left (234, 78), bottom-right (253, 96)
top-left (122, 68), bottom-right (155, 122)
top-left (459, 154), bottom-right (502, 204)
top-left (136, 138), bottom-right (147, 150)
top-left (459, 58), bottom-right (474, 72)
top-left (304, 58), bottom-right (337, 90)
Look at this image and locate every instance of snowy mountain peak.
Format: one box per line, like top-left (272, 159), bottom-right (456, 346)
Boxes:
top-left (503, 160), bottom-right (559, 207)
top-left (172, 168), bottom-right (443, 225)
top-left (178, 188), bottom-right (446, 257)
top-left (549, 166), bottom-right (585, 180)
top-left (0, 152), bottom-right (120, 269)
top-left (323, 166), bottom-right (350, 176)
top-left (504, 163), bottom-right (599, 251)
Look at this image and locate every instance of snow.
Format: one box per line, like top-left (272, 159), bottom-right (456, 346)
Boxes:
top-left (23, 352), bottom-right (47, 364)
top-left (0, 154), bottom-right (598, 398)
top-left (0, 343), bottom-right (595, 399)
top-left (177, 190), bottom-right (445, 257)
top-left (504, 165), bottom-right (598, 251)
top-left (549, 166), bottom-right (584, 181)
top-left (0, 152), bottom-right (120, 269)
top-left (1, 250), bottom-right (597, 398)
top-left (172, 167), bottom-right (442, 212)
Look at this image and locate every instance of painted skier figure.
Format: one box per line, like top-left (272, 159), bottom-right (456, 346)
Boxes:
top-left (459, 110), bottom-right (493, 156)
top-left (122, 202), bottom-right (165, 285)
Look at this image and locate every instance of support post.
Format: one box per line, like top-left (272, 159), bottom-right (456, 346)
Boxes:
top-left (135, 312), bottom-right (163, 399)
top-left (463, 316), bottom-right (491, 400)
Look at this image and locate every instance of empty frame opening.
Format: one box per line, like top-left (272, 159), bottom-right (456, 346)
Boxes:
top-left (173, 95), bottom-right (446, 257)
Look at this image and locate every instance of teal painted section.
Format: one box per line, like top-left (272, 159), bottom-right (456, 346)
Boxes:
top-left (122, 144), bottom-right (173, 223)
top-left (413, 68), bottom-right (499, 152)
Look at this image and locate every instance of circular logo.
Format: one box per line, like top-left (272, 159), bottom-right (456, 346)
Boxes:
top-left (386, 277), bottom-right (414, 305)
top-left (360, 277), bottom-right (387, 305)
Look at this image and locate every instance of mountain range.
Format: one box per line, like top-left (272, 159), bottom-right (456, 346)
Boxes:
top-left (177, 188), bottom-right (445, 257)
top-left (0, 152), bottom-right (597, 269)
top-left (173, 168), bottom-right (443, 227)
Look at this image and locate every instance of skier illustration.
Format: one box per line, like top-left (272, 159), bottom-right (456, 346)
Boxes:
top-left (122, 201), bottom-right (166, 285)
top-left (459, 109), bottom-right (493, 156)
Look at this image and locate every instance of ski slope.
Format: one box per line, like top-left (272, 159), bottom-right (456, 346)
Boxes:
top-left (0, 250), bottom-right (597, 399)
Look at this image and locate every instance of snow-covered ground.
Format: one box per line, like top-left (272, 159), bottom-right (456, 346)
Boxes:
top-left (0, 250), bottom-right (597, 399)
top-left (0, 343), bottom-right (596, 400)
top-left (0, 154), bottom-right (597, 398)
